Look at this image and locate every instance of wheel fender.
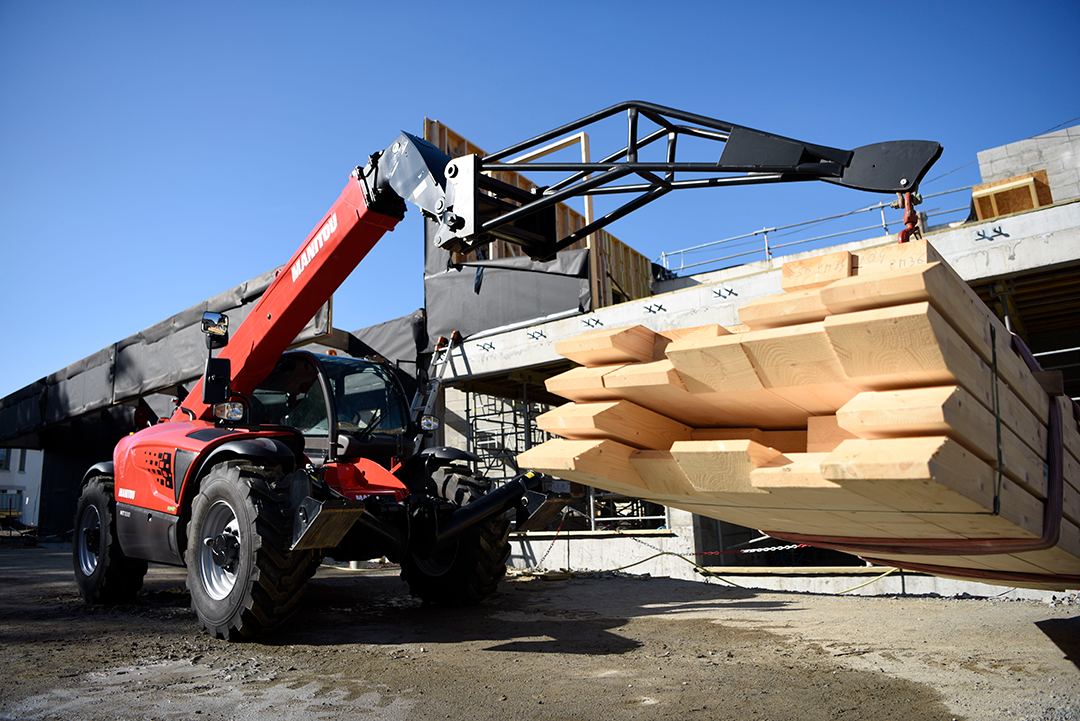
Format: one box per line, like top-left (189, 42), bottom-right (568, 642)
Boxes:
top-left (171, 438), bottom-right (300, 562)
top-left (420, 446), bottom-right (481, 467)
top-left (81, 461), bottom-right (115, 489)
top-left (191, 438), bottom-right (299, 483)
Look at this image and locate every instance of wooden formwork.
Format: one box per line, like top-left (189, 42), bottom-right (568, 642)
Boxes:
top-left (423, 118), bottom-right (652, 309)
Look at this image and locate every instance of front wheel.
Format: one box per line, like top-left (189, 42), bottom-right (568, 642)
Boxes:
top-left (73, 476), bottom-right (147, 604)
top-left (400, 465), bottom-right (511, 605)
top-left (186, 462), bottom-right (317, 640)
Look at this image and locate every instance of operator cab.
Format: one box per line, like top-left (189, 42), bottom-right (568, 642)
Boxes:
top-left (249, 351), bottom-right (413, 468)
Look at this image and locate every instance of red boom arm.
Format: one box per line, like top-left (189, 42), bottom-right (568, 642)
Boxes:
top-left (174, 179), bottom-right (402, 422)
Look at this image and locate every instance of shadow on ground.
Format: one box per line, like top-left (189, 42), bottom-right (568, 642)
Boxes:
top-left (1036, 616), bottom-right (1080, 670)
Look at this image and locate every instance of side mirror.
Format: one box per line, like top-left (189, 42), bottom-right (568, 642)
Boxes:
top-left (201, 312), bottom-right (229, 350)
top-left (203, 356), bottom-right (232, 405)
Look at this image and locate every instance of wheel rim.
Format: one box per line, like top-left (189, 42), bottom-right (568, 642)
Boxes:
top-left (77, 505), bottom-right (101, 577)
top-left (412, 541), bottom-right (459, 578)
top-left (198, 500), bottom-right (241, 601)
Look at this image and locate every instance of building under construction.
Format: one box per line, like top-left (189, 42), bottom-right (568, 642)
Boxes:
top-left (2, 119), bottom-right (1078, 595)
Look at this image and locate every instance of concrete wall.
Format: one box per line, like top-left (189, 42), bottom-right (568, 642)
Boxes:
top-left (510, 507), bottom-right (700, 581)
top-left (978, 124), bottom-right (1080, 203)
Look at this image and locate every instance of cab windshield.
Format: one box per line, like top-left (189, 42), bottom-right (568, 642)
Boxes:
top-left (319, 355), bottom-right (410, 437)
top-left (250, 354), bottom-right (410, 439)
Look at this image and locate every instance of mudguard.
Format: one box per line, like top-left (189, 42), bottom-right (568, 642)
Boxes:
top-left (81, 461), bottom-right (115, 488)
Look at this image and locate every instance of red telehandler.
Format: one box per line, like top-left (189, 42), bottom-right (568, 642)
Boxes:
top-left (72, 102), bottom-right (941, 640)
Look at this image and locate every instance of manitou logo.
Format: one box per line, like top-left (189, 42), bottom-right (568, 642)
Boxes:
top-left (290, 213), bottom-right (338, 281)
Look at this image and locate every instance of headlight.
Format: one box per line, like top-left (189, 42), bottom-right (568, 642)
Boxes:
top-left (213, 402), bottom-right (245, 422)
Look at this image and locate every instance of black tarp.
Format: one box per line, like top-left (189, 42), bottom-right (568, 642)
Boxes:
top-left (352, 310), bottom-right (428, 372)
top-left (44, 347), bottom-right (115, 425)
top-left (0, 380), bottom-right (47, 447)
top-left (0, 267), bottom-right (330, 446)
top-left (423, 220), bottom-right (591, 346)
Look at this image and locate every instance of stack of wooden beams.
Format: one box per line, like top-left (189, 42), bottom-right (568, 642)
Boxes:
top-left (517, 241), bottom-right (1080, 591)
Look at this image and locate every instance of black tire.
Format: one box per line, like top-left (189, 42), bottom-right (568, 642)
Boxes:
top-left (73, 476), bottom-right (148, 604)
top-left (185, 461), bottom-right (318, 640)
top-left (400, 465), bottom-right (511, 606)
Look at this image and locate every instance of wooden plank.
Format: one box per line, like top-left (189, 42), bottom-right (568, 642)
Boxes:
top-left (750, 453), bottom-right (902, 513)
top-left (818, 259), bottom-right (1050, 426)
top-left (601, 360), bottom-right (756, 427)
top-left (825, 511), bottom-right (979, 539)
top-left (554, 325), bottom-right (659, 367)
top-left (738, 288), bottom-right (832, 330)
top-left (738, 321), bottom-right (864, 414)
top-left (665, 331), bottom-right (811, 428)
top-left (852, 239), bottom-right (942, 275)
top-left (824, 302), bottom-right (993, 401)
top-left (545, 364), bottom-right (624, 403)
top-left (649, 491), bottom-right (895, 537)
top-left (666, 439), bottom-right (781, 494)
top-left (806, 415), bottom-right (860, 452)
top-left (662, 501), bottom-right (877, 538)
top-left (654, 324), bottom-right (727, 360)
top-left (1066, 453), bottom-right (1080, 520)
top-left (911, 476), bottom-right (1043, 538)
top-left (658, 324), bottom-right (730, 344)
top-left (836, 386), bottom-right (1049, 498)
top-left (861, 516), bottom-right (1080, 583)
top-left (632, 452), bottom-right (837, 513)
top-left (535, 400), bottom-right (692, 450)
top-left (821, 436), bottom-right (994, 515)
top-left (865, 551), bottom-right (1053, 577)
top-left (751, 453), bottom-right (1042, 540)
top-left (1060, 396), bottom-right (1080, 468)
top-left (693, 427), bottom-right (764, 444)
top-left (1065, 473), bottom-right (1080, 527)
top-left (1011, 519), bottom-right (1080, 576)
top-left (760, 430), bottom-right (808, 453)
top-left (781, 250), bottom-right (852, 292)
top-left (741, 321), bottom-right (849, 387)
top-left (821, 437), bottom-right (1042, 538)
top-left (516, 438), bottom-right (653, 498)
top-left (687, 389), bottom-right (811, 430)
top-left (721, 508), bottom-right (900, 537)
top-left (692, 428), bottom-right (807, 453)
top-left (666, 332), bottom-right (761, 392)
top-left (628, 450), bottom-right (709, 500)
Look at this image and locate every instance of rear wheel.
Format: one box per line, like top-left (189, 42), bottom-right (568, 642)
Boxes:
top-left (73, 476), bottom-right (147, 604)
top-left (401, 465), bottom-right (511, 605)
top-left (186, 461), bottom-right (317, 640)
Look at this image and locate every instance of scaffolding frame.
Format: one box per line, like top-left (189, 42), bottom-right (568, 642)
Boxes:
top-left (460, 386), bottom-right (668, 532)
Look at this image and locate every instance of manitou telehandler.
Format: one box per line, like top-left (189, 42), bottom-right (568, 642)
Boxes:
top-left (72, 101), bottom-right (941, 640)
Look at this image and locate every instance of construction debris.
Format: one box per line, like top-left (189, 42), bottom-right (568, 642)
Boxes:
top-left (518, 240), bottom-right (1080, 591)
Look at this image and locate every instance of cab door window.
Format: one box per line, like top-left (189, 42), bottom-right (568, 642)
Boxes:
top-left (251, 355), bottom-right (331, 461)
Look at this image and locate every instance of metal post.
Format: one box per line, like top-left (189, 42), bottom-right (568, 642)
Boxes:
top-left (521, 382), bottom-right (532, 451)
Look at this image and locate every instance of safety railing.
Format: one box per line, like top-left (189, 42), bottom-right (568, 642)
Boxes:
top-left (658, 186), bottom-right (973, 275)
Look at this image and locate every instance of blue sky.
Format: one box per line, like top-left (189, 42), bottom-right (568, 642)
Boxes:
top-left (1, 0), bottom-right (1077, 399)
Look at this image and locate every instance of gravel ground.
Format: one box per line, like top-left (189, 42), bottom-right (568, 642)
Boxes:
top-left (0, 548), bottom-right (1077, 720)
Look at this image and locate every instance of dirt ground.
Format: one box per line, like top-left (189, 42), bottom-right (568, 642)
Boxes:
top-left (0, 548), bottom-right (1077, 721)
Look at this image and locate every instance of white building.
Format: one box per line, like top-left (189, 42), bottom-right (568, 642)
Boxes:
top-left (0, 448), bottom-right (43, 528)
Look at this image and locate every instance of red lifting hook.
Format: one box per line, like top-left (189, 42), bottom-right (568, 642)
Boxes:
top-left (895, 191), bottom-right (922, 244)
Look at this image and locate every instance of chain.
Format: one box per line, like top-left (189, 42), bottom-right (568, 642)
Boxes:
top-left (563, 506), bottom-right (802, 557)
